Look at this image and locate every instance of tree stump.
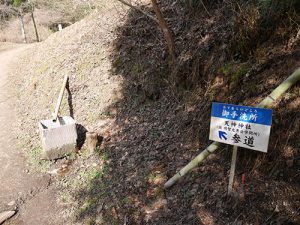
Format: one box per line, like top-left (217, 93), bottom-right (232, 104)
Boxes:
top-left (86, 132), bottom-right (98, 154)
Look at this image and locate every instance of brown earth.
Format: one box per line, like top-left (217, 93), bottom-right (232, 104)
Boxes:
top-left (0, 45), bottom-right (67, 225)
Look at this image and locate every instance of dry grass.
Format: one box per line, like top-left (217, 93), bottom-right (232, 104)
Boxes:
top-left (10, 1), bottom-right (125, 168)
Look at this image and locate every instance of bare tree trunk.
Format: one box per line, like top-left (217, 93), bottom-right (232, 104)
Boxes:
top-left (150, 0), bottom-right (176, 62)
top-left (115, 0), bottom-right (176, 62)
top-left (18, 13), bottom-right (27, 43)
top-left (31, 11), bottom-right (39, 42)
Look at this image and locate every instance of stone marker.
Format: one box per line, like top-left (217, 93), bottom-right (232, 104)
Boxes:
top-left (39, 116), bottom-right (77, 160)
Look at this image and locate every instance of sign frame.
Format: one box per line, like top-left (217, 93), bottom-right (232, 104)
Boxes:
top-left (209, 102), bottom-right (273, 153)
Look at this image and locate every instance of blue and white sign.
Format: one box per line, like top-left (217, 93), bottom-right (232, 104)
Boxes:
top-left (209, 102), bottom-right (273, 153)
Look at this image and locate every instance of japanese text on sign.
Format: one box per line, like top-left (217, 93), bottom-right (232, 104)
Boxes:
top-left (209, 102), bottom-right (273, 153)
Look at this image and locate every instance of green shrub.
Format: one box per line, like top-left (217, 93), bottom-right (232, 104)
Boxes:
top-left (230, 65), bottom-right (249, 90)
top-left (12, 0), bottom-right (25, 7)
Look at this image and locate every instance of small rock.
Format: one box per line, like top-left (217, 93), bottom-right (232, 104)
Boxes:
top-left (235, 221), bottom-right (243, 225)
top-left (207, 154), bottom-right (217, 161)
top-left (167, 196), bottom-right (175, 201)
top-left (286, 159), bottom-right (293, 168)
top-left (7, 201), bottom-right (15, 206)
top-left (47, 169), bottom-right (59, 175)
top-left (279, 172), bottom-right (283, 177)
top-left (191, 188), bottom-right (197, 195)
top-left (61, 164), bottom-right (68, 169)
top-left (96, 203), bottom-right (104, 213)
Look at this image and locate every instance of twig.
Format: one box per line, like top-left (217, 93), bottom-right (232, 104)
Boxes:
top-left (283, 115), bottom-right (296, 150)
top-left (199, 0), bottom-right (211, 17)
top-left (115, 0), bottom-right (158, 23)
top-left (123, 215), bottom-right (128, 225)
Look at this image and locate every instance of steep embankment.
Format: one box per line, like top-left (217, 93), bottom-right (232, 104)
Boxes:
top-left (10, 3), bottom-right (126, 225)
top-left (11, 1), bottom-right (300, 225)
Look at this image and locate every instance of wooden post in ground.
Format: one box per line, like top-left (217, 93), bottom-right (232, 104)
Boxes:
top-left (228, 145), bottom-right (238, 195)
top-left (53, 74), bottom-right (69, 122)
top-left (18, 13), bottom-right (27, 43)
top-left (31, 10), bottom-right (39, 42)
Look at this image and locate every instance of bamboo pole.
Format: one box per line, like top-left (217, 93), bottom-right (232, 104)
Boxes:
top-left (164, 142), bottom-right (220, 188)
top-left (53, 74), bottom-right (69, 122)
top-left (257, 68), bottom-right (300, 108)
top-left (164, 67), bottom-right (300, 189)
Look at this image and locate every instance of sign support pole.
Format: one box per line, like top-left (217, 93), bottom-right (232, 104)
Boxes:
top-left (228, 145), bottom-right (238, 195)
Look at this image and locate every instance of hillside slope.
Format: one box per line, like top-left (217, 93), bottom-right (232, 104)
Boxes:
top-left (0, 0), bottom-right (101, 43)
top-left (11, 1), bottom-right (300, 224)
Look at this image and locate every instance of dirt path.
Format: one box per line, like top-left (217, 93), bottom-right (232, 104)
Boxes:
top-left (0, 45), bottom-right (62, 225)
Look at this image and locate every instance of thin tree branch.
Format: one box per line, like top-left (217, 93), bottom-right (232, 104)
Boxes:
top-left (115, 0), bottom-right (158, 23)
top-left (200, 0), bottom-right (211, 17)
top-left (150, 0), bottom-right (176, 62)
top-left (115, 0), bottom-right (176, 62)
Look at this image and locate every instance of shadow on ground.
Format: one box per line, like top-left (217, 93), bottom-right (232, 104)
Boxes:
top-left (71, 2), bottom-right (300, 225)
